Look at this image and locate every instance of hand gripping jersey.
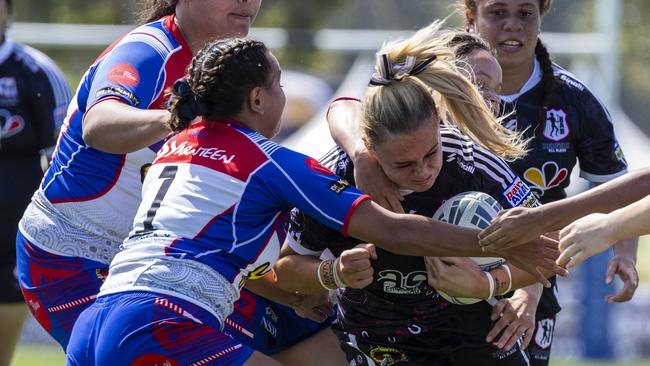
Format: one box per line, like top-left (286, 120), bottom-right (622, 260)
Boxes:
top-left (0, 38), bottom-right (70, 221)
top-left (19, 15), bottom-right (192, 263)
top-left (500, 60), bottom-right (628, 320)
top-left (288, 127), bottom-right (539, 360)
top-left (100, 119), bottom-right (369, 325)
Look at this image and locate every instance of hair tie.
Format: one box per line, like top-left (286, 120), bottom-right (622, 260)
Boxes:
top-left (369, 53), bottom-right (437, 86)
top-left (171, 78), bottom-right (208, 121)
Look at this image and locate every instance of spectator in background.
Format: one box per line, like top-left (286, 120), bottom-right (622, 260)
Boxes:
top-left (0, 0), bottom-right (71, 364)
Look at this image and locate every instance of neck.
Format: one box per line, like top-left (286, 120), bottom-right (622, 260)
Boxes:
top-left (500, 57), bottom-right (535, 95)
top-left (174, 11), bottom-right (205, 54)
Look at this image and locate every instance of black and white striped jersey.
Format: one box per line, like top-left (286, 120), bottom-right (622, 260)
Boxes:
top-left (287, 125), bottom-right (539, 351)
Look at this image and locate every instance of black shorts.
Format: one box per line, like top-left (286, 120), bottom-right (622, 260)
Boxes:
top-left (338, 332), bottom-right (529, 366)
top-left (0, 218), bottom-right (24, 303)
top-left (333, 302), bottom-right (529, 366)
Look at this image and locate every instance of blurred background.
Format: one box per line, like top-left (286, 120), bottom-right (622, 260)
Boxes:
top-left (7, 0), bottom-right (650, 365)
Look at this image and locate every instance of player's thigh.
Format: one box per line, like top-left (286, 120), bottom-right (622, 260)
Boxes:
top-left (272, 327), bottom-right (346, 366)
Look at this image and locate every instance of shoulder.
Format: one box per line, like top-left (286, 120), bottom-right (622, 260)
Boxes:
top-left (13, 43), bottom-right (64, 77)
top-left (552, 64), bottom-right (589, 93)
top-left (551, 63), bottom-right (610, 116)
top-left (440, 125), bottom-right (517, 189)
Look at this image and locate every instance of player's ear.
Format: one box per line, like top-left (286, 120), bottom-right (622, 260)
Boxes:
top-left (248, 86), bottom-right (264, 115)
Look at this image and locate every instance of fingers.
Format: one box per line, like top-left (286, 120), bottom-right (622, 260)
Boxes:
top-left (606, 266), bottom-right (639, 303)
top-left (522, 327), bottom-right (533, 350)
top-left (605, 259), bottom-right (618, 284)
top-left (386, 192), bottom-right (405, 214)
top-left (357, 243), bottom-right (377, 260)
top-left (487, 300), bottom-right (512, 341)
top-left (566, 251), bottom-right (590, 269)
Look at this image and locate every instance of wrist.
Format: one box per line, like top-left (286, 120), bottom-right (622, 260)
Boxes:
top-left (482, 271), bottom-right (496, 299)
top-left (490, 266), bottom-right (511, 296)
top-left (317, 260), bottom-right (337, 291)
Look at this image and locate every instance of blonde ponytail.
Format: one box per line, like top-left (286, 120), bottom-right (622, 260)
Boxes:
top-left (361, 20), bottom-right (528, 161)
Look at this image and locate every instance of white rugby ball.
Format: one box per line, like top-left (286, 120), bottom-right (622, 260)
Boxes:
top-left (432, 191), bottom-right (504, 305)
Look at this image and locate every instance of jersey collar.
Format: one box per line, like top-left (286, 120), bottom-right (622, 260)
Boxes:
top-left (0, 37), bottom-right (15, 64)
top-left (500, 57), bottom-right (542, 103)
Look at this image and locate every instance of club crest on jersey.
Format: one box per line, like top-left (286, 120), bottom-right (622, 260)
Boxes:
top-left (502, 177), bottom-right (532, 207)
top-left (523, 161), bottom-right (568, 197)
top-left (0, 109), bottom-right (25, 138)
top-left (543, 109), bottom-right (569, 141)
top-left (534, 318), bottom-right (555, 349)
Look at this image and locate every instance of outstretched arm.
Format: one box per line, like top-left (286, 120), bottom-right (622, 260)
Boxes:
top-left (557, 194), bottom-right (650, 268)
top-left (479, 168), bottom-right (650, 251)
top-left (348, 200), bottom-right (567, 285)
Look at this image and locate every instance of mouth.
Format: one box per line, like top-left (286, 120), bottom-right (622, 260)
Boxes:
top-left (229, 13), bottom-right (253, 23)
top-left (498, 40), bottom-right (524, 52)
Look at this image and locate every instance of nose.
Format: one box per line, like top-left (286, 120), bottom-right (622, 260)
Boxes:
top-left (503, 15), bottom-right (523, 32)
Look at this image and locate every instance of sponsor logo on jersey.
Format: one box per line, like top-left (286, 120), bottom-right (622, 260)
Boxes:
top-left (96, 86), bottom-right (140, 106)
top-left (0, 109), bottom-right (25, 138)
top-left (377, 270), bottom-right (427, 295)
top-left (543, 109), bottom-right (570, 141)
top-left (502, 177), bottom-right (532, 207)
top-left (542, 141), bottom-right (571, 153)
top-left (559, 74), bottom-right (585, 91)
top-left (447, 153), bottom-right (475, 173)
top-left (369, 347), bottom-right (407, 366)
top-left (329, 178), bottom-right (351, 194)
top-left (157, 140), bottom-right (235, 163)
top-left (614, 143), bottom-right (626, 164)
top-left (108, 63), bottom-right (140, 87)
top-left (523, 161), bottom-right (568, 197)
top-left (534, 318), bottom-right (555, 349)
top-left (0, 77), bottom-right (18, 100)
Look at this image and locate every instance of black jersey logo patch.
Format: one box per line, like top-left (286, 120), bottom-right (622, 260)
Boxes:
top-left (543, 109), bottom-right (570, 141)
top-left (0, 109), bottom-right (25, 138)
top-left (523, 161), bottom-right (568, 197)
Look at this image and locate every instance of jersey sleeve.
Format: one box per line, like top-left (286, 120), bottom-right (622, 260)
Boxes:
top-left (574, 90), bottom-right (628, 183)
top-left (259, 146), bottom-right (370, 237)
top-left (86, 37), bottom-right (167, 110)
top-left (285, 147), bottom-right (363, 256)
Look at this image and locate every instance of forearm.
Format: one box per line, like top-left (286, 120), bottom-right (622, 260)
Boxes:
top-left (326, 98), bottom-right (364, 159)
top-left (83, 99), bottom-right (171, 153)
top-left (243, 270), bottom-right (305, 307)
top-left (499, 266), bottom-right (551, 291)
top-left (538, 169), bottom-right (650, 232)
top-left (609, 195), bottom-right (650, 242)
top-left (274, 255), bottom-right (330, 294)
top-left (349, 201), bottom-right (483, 257)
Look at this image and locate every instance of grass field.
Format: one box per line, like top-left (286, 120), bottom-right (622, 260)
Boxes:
top-left (9, 344), bottom-right (650, 366)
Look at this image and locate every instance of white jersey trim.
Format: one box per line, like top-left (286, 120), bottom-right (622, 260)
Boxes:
top-left (286, 234), bottom-right (323, 257)
top-left (580, 168), bottom-right (628, 184)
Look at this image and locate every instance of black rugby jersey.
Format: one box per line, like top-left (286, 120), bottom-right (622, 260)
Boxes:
top-left (288, 126), bottom-right (539, 353)
top-left (501, 63), bottom-right (627, 203)
top-left (0, 38), bottom-right (71, 220)
top-left (500, 62), bottom-right (628, 318)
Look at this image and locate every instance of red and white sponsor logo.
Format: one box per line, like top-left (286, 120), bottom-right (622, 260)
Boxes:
top-left (108, 63), bottom-right (140, 87)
